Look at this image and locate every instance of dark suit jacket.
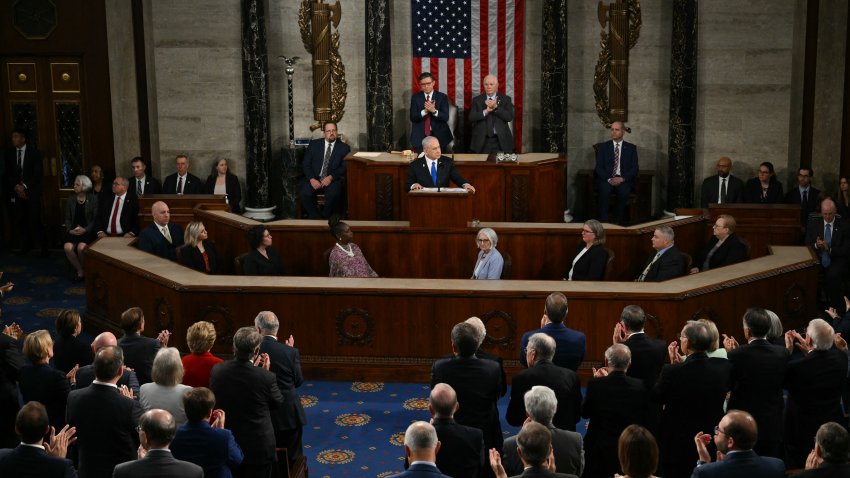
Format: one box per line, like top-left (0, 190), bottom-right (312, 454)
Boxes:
top-left (406, 155), bottom-right (469, 190)
top-left (727, 339), bottom-right (789, 440)
top-left (162, 172), bottom-right (203, 195)
top-left (242, 247), bottom-right (286, 276)
top-left (594, 140), bottom-right (638, 185)
top-left (624, 332), bottom-right (668, 391)
top-left (126, 175), bottom-right (162, 201)
top-left (302, 139), bottom-right (350, 181)
top-left (476, 348), bottom-right (507, 397)
top-left (94, 193), bottom-right (139, 236)
top-left (259, 336), bottom-right (306, 431)
top-left (0, 445), bottom-right (76, 478)
top-left (63, 191), bottom-right (97, 236)
top-left (180, 241), bottom-right (220, 274)
top-left (786, 186), bottom-right (822, 226)
top-left (431, 356), bottom-right (503, 451)
top-left (502, 427), bottom-right (583, 477)
top-left (52, 335), bottom-right (94, 374)
top-left (691, 449), bottom-right (785, 478)
top-left (509, 467), bottom-right (577, 478)
top-left (506, 360), bottom-right (582, 431)
top-left (700, 174), bottom-right (744, 207)
top-left (6, 144), bottom-right (43, 198)
top-left (640, 245), bottom-right (685, 281)
top-left (804, 217), bottom-right (849, 269)
top-left (432, 417), bottom-right (484, 478)
top-left (790, 463), bottom-right (850, 478)
top-left (469, 93), bottom-right (515, 153)
top-left (66, 382), bottom-right (143, 478)
top-left (210, 359), bottom-right (283, 465)
top-left (73, 365), bottom-right (140, 397)
top-left (171, 420), bottom-right (244, 478)
top-left (693, 234), bottom-right (749, 272)
top-left (394, 461), bottom-right (453, 478)
top-left (19, 363), bottom-right (70, 429)
top-left (0, 334), bottom-right (25, 448)
top-left (112, 449), bottom-right (203, 478)
top-left (410, 90), bottom-right (453, 151)
top-left (519, 323), bottom-right (586, 371)
top-left (138, 222), bottom-right (185, 260)
top-left (204, 173), bottom-right (243, 214)
top-left (743, 177), bottom-right (784, 203)
top-left (566, 244), bottom-right (607, 281)
top-left (118, 332), bottom-right (160, 385)
top-left (581, 371), bottom-right (649, 478)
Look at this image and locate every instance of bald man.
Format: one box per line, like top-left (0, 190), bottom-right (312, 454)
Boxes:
top-left (72, 332), bottom-right (141, 396)
top-left (700, 157), bottom-right (744, 207)
top-left (138, 201), bottom-right (184, 260)
top-left (428, 383), bottom-right (485, 478)
top-left (469, 74), bottom-right (515, 154)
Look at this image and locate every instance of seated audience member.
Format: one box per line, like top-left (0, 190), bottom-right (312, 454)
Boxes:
top-left (113, 409), bottom-right (203, 478)
top-left (616, 425), bottom-right (660, 478)
top-left (138, 200), bottom-right (184, 260)
top-left (300, 122), bottom-right (350, 219)
top-left (805, 198), bottom-right (848, 311)
top-left (466, 316), bottom-right (507, 397)
top-left (790, 422), bottom-right (850, 477)
top-left (63, 174), bottom-right (97, 281)
top-left (171, 387), bottom-right (244, 478)
top-left (744, 161), bottom-right (784, 203)
top-left (836, 176), bottom-right (850, 219)
top-left (162, 154), bottom-right (203, 195)
top-left (90, 163), bottom-right (107, 201)
top-left (431, 322), bottom-right (503, 453)
top-left (181, 221), bottom-right (220, 274)
top-left (501, 386), bottom-right (583, 477)
top-left (243, 225), bottom-right (286, 276)
top-left (204, 158), bottom-right (243, 214)
top-left (71, 331), bottom-right (141, 397)
top-left (118, 306), bottom-right (170, 385)
top-left (783, 318), bottom-right (849, 469)
top-left (94, 176), bottom-right (139, 238)
top-left (127, 156), bottom-right (161, 201)
top-left (612, 305), bottom-right (667, 392)
top-left (700, 156), bottom-right (744, 207)
top-left (507, 334), bottom-right (581, 431)
top-left (66, 346), bottom-right (143, 478)
top-left (690, 214), bottom-right (748, 273)
top-left (566, 220), bottom-right (607, 281)
top-left (472, 227), bottom-right (504, 279)
top-left (19, 331), bottom-right (70, 431)
top-left (140, 347), bottom-right (192, 425)
top-left (407, 136), bottom-right (476, 192)
top-left (181, 321), bottom-right (223, 388)
top-left (490, 421), bottom-right (579, 478)
top-left (427, 383), bottom-right (485, 478)
top-left (393, 421), bottom-right (452, 478)
top-left (328, 217), bottom-right (378, 277)
top-left (636, 225), bottom-right (685, 281)
top-left (594, 121), bottom-right (638, 225)
top-left (52, 308), bottom-right (94, 374)
top-left (786, 167), bottom-right (821, 228)
top-left (692, 410), bottom-right (785, 478)
top-left (582, 344), bottom-right (649, 478)
top-left (519, 292), bottom-right (586, 371)
top-left (0, 402), bottom-right (76, 478)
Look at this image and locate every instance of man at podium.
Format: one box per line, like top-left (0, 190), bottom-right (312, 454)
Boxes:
top-left (407, 136), bottom-right (476, 193)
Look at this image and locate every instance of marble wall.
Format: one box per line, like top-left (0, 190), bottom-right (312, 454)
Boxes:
top-left (105, 1), bottom-right (140, 174)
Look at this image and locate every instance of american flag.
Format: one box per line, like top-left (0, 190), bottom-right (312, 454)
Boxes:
top-left (412, 0), bottom-right (525, 152)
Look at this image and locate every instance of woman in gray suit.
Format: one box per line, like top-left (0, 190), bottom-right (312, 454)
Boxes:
top-left (472, 227), bottom-right (504, 279)
top-left (63, 175), bottom-right (98, 281)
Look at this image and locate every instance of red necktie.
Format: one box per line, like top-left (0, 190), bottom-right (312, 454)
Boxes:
top-left (109, 196), bottom-right (120, 236)
top-left (424, 95), bottom-right (431, 136)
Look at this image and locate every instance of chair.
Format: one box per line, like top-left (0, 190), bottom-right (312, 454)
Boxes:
top-left (603, 247), bottom-right (616, 280)
top-left (234, 252), bottom-right (249, 275)
top-left (738, 236), bottom-right (752, 259)
top-left (500, 252), bottom-right (512, 279)
top-left (680, 252), bottom-right (693, 275)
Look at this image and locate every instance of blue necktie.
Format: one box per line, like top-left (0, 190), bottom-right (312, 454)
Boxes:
top-left (822, 223), bottom-right (832, 268)
top-left (431, 161), bottom-right (437, 187)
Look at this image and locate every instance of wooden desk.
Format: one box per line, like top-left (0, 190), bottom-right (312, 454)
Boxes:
top-left (138, 195), bottom-right (229, 229)
top-left (407, 190), bottom-right (472, 228)
top-left (346, 153), bottom-right (566, 223)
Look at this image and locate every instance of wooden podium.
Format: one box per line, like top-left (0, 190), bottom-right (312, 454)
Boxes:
top-left (407, 190), bottom-right (472, 228)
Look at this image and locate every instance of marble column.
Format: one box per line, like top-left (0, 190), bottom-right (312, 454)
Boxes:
top-left (366, 0), bottom-right (393, 151)
top-left (541, 0), bottom-right (568, 152)
top-left (241, 0), bottom-right (272, 209)
top-left (666, 0), bottom-right (698, 209)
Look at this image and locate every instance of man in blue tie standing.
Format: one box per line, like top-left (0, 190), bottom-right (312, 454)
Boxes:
top-left (407, 137), bottom-right (475, 193)
top-left (805, 198), bottom-right (848, 310)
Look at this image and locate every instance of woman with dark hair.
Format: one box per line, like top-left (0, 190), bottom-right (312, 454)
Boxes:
top-left (744, 161), bottom-right (784, 203)
top-left (204, 158), bottom-right (242, 214)
top-left (63, 174), bottom-right (98, 281)
top-left (90, 164), bottom-right (107, 201)
top-left (836, 176), bottom-right (850, 219)
top-left (180, 221), bottom-right (220, 274)
top-left (52, 309), bottom-right (94, 373)
top-left (243, 225), bottom-right (286, 276)
top-left (615, 424), bottom-right (659, 478)
top-left (328, 217), bottom-right (378, 278)
top-left (566, 219), bottom-right (608, 281)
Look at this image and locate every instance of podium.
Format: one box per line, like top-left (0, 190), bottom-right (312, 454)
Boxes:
top-left (407, 190), bottom-right (472, 228)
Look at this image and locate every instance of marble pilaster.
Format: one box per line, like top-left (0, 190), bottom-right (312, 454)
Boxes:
top-left (366, 0), bottom-right (393, 152)
top-left (241, 0), bottom-right (272, 209)
top-left (541, 0), bottom-right (569, 153)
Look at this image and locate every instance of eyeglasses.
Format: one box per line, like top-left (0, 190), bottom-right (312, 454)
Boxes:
top-left (712, 224), bottom-right (726, 229)
top-left (581, 230), bottom-right (594, 234)
top-left (477, 238), bottom-right (491, 243)
top-left (714, 425), bottom-right (726, 436)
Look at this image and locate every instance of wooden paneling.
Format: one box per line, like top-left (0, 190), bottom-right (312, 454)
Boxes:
top-left (707, 203), bottom-right (802, 257)
top-left (137, 195), bottom-right (229, 229)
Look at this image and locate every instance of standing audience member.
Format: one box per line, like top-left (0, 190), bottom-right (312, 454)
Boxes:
top-left (94, 176), bottom-right (139, 238)
top-left (138, 201), bottom-right (184, 260)
top-left (469, 74), bottom-right (515, 154)
top-left (427, 383), bottom-right (485, 478)
top-left (19, 330), bottom-right (70, 430)
top-left (205, 158), bottom-right (243, 214)
top-left (612, 305), bottom-right (667, 392)
top-left (112, 409), bottom-right (203, 478)
top-left (519, 292), bottom-right (586, 371)
top-left (126, 156), bottom-right (161, 201)
top-left (0, 402), bottom-right (77, 478)
top-left (70, 332), bottom-right (141, 397)
top-left (0, 316), bottom-right (23, 448)
top-left (162, 155), bottom-right (203, 195)
top-left (616, 425), bottom-right (660, 478)
top-left (744, 161), bottom-right (784, 203)
top-left (409, 72), bottom-right (453, 152)
top-left (790, 422), bottom-right (850, 477)
top-left (636, 226), bottom-right (685, 282)
top-left (118, 307), bottom-right (170, 385)
top-left (242, 225), bottom-right (286, 276)
top-left (490, 421), bottom-right (579, 478)
top-left (63, 174), bottom-right (97, 281)
top-left (691, 410), bottom-right (785, 478)
top-left (181, 321), bottom-right (223, 388)
top-left (786, 167), bottom-right (821, 228)
top-left (52, 309), bottom-right (94, 374)
top-left (804, 198), bottom-right (848, 311)
top-left (139, 347), bottom-right (192, 425)
top-left (464, 317), bottom-right (507, 397)
top-left (835, 176), bottom-right (850, 219)
top-left (700, 156), bottom-right (744, 207)
top-left (171, 387), bottom-right (244, 478)
top-left (407, 136), bottom-right (475, 192)
top-left (180, 221), bottom-right (220, 274)
top-left (7, 128), bottom-right (46, 255)
top-left (391, 421), bottom-right (452, 478)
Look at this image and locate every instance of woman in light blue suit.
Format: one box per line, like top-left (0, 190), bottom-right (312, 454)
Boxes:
top-left (471, 227), bottom-right (504, 279)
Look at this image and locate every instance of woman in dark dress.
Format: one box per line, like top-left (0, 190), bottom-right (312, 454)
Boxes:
top-left (89, 164), bottom-right (107, 203)
top-left (204, 158), bottom-right (243, 214)
top-left (690, 214), bottom-right (748, 273)
top-left (835, 176), bottom-right (850, 219)
top-left (243, 225), bottom-right (286, 276)
top-left (743, 161), bottom-right (784, 203)
top-left (52, 309), bottom-right (94, 374)
top-left (19, 330), bottom-right (71, 430)
top-left (566, 219), bottom-right (608, 281)
top-left (63, 175), bottom-right (98, 281)
top-left (180, 221), bottom-right (220, 274)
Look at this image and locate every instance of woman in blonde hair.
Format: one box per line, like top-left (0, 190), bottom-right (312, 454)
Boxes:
top-left (19, 330), bottom-right (71, 429)
top-left (180, 221), bottom-right (219, 274)
top-left (181, 321), bottom-right (223, 387)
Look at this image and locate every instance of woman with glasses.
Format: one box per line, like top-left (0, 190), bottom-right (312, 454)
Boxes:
top-left (744, 161), bottom-right (784, 203)
top-left (566, 219), bottom-right (608, 280)
top-left (471, 227), bottom-right (503, 279)
top-left (690, 214), bottom-right (748, 273)
top-left (243, 225), bottom-right (286, 276)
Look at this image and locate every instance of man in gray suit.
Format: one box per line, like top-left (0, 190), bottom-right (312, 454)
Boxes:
top-left (113, 409), bottom-right (202, 478)
top-left (469, 75), bottom-right (515, 154)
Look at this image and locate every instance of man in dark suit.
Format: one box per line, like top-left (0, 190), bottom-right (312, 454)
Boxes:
top-left (127, 156), bottom-right (161, 201)
top-left (786, 167), bottom-right (821, 228)
top-left (783, 318), bottom-right (849, 469)
top-left (113, 409), bottom-right (203, 478)
top-left (636, 225), bottom-right (685, 281)
top-left (431, 322), bottom-right (502, 452)
top-left (117, 307), bottom-right (169, 385)
top-left (6, 128), bottom-right (46, 254)
top-left (804, 198), bottom-right (848, 310)
top-left (66, 345), bottom-right (143, 478)
top-left (0, 402), bottom-right (76, 478)
top-left (594, 121), bottom-right (638, 224)
top-left (490, 421), bottom-right (579, 478)
top-left (613, 305), bottom-right (667, 391)
top-left (519, 292), bottom-right (586, 371)
top-left (507, 334), bottom-right (581, 431)
top-left (137, 201), bottom-right (184, 260)
top-left (299, 122), bottom-right (351, 219)
top-left (721, 307), bottom-right (790, 459)
top-left (466, 317), bottom-right (507, 397)
top-left (255, 311), bottom-right (306, 467)
top-left (72, 332), bottom-right (141, 397)
top-left (654, 320), bottom-right (731, 478)
top-left (94, 176), bottom-right (139, 238)
top-left (171, 387), bottom-right (244, 478)
top-left (409, 72), bottom-right (453, 152)
top-left (392, 421), bottom-right (452, 478)
top-left (407, 136), bottom-right (476, 192)
top-left (161, 155), bottom-right (203, 195)
top-left (0, 326), bottom-right (24, 449)
top-left (691, 410), bottom-right (785, 478)
top-left (790, 422), bottom-right (850, 477)
top-left (210, 326), bottom-right (283, 478)
top-left (581, 344), bottom-right (649, 478)
top-left (700, 156), bottom-right (744, 207)
top-left (427, 383), bottom-right (484, 478)
top-left (469, 75), bottom-right (515, 154)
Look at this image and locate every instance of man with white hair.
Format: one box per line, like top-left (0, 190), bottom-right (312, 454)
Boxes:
top-left (804, 197), bottom-right (848, 310)
top-left (391, 421), bottom-right (452, 478)
top-left (469, 74), bottom-right (515, 154)
top-left (465, 317), bottom-right (506, 397)
top-left (791, 422), bottom-right (850, 477)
